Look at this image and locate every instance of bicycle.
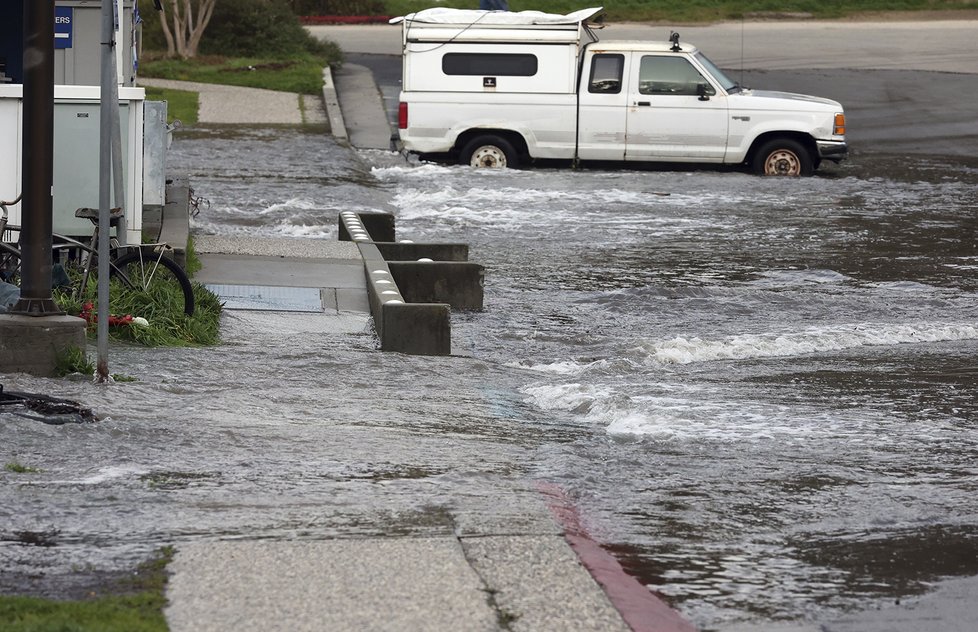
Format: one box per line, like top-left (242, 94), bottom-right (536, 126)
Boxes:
top-left (1, 195), bottom-right (195, 317)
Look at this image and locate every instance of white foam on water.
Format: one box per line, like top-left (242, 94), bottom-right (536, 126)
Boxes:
top-left (639, 322), bottom-right (978, 366)
top-left (258, 197), bottom-right (321, 215)
top-left (40, 464), bottom-right (150, 486)
top-left (520, 380), bottom-right (831, 441)
top-left (751, 269), bottom-right (853, 286)
top-left (372, 163), bottom-right (459, 180)
top-left (519, 377), bottom-right (943, 443)
top-left (506, 358), bottom-right (607, 376)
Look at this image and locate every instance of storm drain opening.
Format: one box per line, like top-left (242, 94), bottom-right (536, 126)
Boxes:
top-left (204, 284), bottom-right (324, 313)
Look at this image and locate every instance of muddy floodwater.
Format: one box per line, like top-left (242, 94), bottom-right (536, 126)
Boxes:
top-left (2, 125), bottom-right (977, 631)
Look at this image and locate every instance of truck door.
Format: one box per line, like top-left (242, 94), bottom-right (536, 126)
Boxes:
top-left (577, 53), bottom-right (630, 161)
top-left (624, 54), bottom-right (728, 161)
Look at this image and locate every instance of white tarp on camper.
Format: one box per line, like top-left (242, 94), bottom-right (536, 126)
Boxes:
top-left (390, 7), bottom-right (603, 26)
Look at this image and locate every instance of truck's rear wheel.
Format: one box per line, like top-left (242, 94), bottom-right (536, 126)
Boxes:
top-left (753, 139), bottom-right (813, 176)
top-left (461, 135), bottom-right (519, 169)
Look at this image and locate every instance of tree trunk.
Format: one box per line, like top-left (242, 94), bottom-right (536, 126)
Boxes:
top-left (160, 0), bottom-right (218, 59)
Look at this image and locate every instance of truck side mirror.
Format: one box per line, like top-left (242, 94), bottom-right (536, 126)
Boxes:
top-left (697, 83), bottom-right (712, 101)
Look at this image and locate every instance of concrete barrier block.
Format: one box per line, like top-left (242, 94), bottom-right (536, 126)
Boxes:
top-left (0, 315), bottom-right (88, 377)
top-left (337, 212), bottom-right (395, 243)
top-left (388, 261), bottom-right (484, 311)
top-left (381, 302), bottom-right (451, 356)
top-left (376, 242), bottom-right (469, 262)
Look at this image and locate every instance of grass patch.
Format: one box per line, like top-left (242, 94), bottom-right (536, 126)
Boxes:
top-left (52, 269), bottom-right (222, 348)
top-left (0, 547), bottom-right (173, 632)
top-left (381, 0), bottom-right (978, 22)
top-left (184, 235), bottom-right (203, 278)
top-left (54, 345), bottom-right (95, 377)
top-left (141, 86), bottom-right (199, 126)
top-left (5, 462), bottom-right (42, 474)
top-left (139, 52), bottom-right (336, 95)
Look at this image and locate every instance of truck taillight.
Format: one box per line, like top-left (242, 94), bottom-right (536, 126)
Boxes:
top-left (398, 102), bottom-right (408, 129)
top-left (834, 113), bottom-right (846, 136)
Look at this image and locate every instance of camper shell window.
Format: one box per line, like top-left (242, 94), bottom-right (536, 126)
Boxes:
top-left (442, 53), bottom-right (538, 77)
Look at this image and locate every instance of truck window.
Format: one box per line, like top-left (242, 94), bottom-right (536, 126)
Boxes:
top-left (442, 53), bottom-right (538, 77)
top-left (588, 54), bottom-right (624, 94)
top-left (638, 56), bottom-right (716, 97)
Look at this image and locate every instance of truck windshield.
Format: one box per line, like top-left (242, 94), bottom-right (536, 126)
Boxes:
top-left (694, 52), bottom-right (740, 92)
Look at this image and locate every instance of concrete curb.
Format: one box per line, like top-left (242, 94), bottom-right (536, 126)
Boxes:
top-left (339, 211), bottom-right (452, 355)
top-left (321, 66), bottom-right (348, 141)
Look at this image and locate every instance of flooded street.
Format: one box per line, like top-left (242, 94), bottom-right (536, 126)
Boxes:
top-left (3, 122), bottom-right (977, 631)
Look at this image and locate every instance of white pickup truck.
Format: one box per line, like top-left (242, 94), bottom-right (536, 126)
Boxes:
top-left (393, 7), bottom-right (848, 176)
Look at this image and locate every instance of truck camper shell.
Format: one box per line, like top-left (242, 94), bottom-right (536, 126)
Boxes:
top-left (391, 7), bottom-right (604, 43)
top-left (393, 7), bottom-right (605, 94)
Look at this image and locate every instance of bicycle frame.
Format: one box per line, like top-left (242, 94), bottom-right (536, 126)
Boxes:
top-left (2, 197), bottom-right (195, 316)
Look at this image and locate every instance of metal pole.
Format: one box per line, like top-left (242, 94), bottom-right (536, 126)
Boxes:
top-left (110, 0), bottom-right (126, 244)
top-left (96, 0), bottom-right (116, 382)
top-left (13, 0), bottom-right (61, 315)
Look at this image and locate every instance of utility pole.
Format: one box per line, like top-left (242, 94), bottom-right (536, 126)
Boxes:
top-left (11, 0), bottom-right (60, 315)
top-left (0, 1), bottom-right (86, 377)
top-left (96, 0), bottom-right (121, 382)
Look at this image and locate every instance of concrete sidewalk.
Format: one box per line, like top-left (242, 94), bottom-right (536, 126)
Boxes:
top-left (166, 536), bottom-right (637, 632)
top-left (137, 78), bottom-right (327, 126)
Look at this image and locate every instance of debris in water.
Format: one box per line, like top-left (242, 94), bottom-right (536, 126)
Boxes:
top-left (0, 384), bottom-right (98, 425)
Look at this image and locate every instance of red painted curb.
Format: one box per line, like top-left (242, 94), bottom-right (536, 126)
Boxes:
top-left (538, 481), bottom-right (698, 632)
top-left (300, 15), bottom-right (393, 25)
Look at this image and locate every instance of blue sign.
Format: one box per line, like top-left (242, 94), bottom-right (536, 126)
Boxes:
top-left (55, 6), bottom-right (73, 50)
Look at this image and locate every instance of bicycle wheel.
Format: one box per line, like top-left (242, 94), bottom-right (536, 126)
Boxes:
top-left (110, 248), bottom-right (195, 317)
top-left (0, 242), bottom-right (22, 286)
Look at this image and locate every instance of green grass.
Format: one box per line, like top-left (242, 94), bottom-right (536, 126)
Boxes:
top-left (382, 0), bottom-right (978, 22)
top-left (141, 86), bottom-right (199, 126)
top-left (54, 344), bottom-right (95, 377)
top-left (5, 462), bottom-right (43, 474)
top-left (52, 266), bottom-right (222, 348)
top-left (139, 52), bottom-right (335, 96)
top-left (0, 547), bottom-right (173, 632)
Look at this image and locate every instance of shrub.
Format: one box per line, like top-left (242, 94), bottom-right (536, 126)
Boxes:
top-left (137, 0), bottom-right (332, 58)
top-left (291, 1), bottom-right (386, 15)
top-left (201, 0), bottom-right (332, 57)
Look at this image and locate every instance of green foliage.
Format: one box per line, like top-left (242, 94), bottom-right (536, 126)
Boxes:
top-left (139, 52), bottom-right (338, 95)
top-left (136, 0), bottom-right (167, 52)
top-left (381, 0), bottom-right (978, 21)
top-left (0, 548), bottom-right (173, 632)
top-left (78, 279), bottom-right (221, 347)
top-left (54, 345), bottom-right (95, 378)
top-left (5, 462), bottom-right (42, 474)
top-left (184, 236), bottom-right (203, 277)
top-left (203, 0), bottom-right (336, 57)
top-left (292, 0), bottom-right (386, 14)
top-left (52, 263), bottom-right (221, 347)
top-left (139, 0), bottom-right (342, 61)
top-left (141, 86), bottom-right (200, 126)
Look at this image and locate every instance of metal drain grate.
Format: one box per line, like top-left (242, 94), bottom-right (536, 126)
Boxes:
top-left (205, 284), bottom-right (324, 313)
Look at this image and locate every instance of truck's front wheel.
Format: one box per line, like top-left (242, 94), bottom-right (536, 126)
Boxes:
top-left (752, 139), bottom-right (813, 176)
top-left (461, 135), bottom-right (519, 169)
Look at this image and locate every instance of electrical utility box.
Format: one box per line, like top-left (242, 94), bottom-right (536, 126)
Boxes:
top-left (0, 85), bottom-right (146, 244)
top-left (0, 0), bottom-right (151, 244)
top-left (54, 0), bottom-right (139, 87)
